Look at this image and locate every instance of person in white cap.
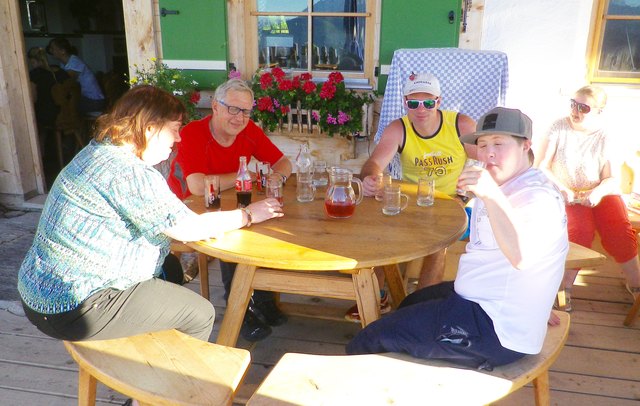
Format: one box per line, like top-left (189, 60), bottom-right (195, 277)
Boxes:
top-left (347, 107), bottom-right (568, 370)
top-left (344, 72), bottom-right (477, 322)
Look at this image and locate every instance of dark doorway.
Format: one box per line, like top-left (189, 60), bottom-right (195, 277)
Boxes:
top-left (20, 0), bottom-right (129, 189)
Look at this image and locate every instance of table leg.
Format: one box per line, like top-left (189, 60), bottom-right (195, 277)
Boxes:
top-left (382, 264), bottom-right (407, 309)
top-left (352, 267), bottom-right (380, 328)
top-left (216, 263), bottom-right (257, 347)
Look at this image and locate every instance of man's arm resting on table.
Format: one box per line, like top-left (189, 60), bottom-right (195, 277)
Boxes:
top-left (271, 155), bottom-right (293, 182)
top-left (186, 172), bottom-right (239, 194)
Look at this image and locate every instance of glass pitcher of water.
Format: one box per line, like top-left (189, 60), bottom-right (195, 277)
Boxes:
top-left (324, 167), bottom-right (363, 218)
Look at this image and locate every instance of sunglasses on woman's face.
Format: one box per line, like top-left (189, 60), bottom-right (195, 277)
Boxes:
top-left (406, 99), bottom-right (438, 110)
top-left (570, 99), bottom-right (592, 114)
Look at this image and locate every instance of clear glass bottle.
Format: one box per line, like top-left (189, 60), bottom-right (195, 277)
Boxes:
top-left (236, 156), bottom-right (252, 208)
top-left (295, 142), bottom-right (313, 175)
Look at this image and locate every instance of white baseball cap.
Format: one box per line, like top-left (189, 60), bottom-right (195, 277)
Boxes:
top-left (403, 73), bottom-right (441, 97)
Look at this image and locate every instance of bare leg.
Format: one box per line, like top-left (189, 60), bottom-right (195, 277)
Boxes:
top-left (620, 256), bottom-right (640, 287)
top-left (417, 249), bottom-right (446, 290)
top-left (563, 268), bottom-right (580, 290)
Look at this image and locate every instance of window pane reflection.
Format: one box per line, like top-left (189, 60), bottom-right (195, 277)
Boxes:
top-left (258, 16), bottom-right (308, 69)
top-left (598, 19), bottom-right (640, 73)
top-left (607, 0), bottom-right (640, 16)
top-left (257, 0), bottom-right (308, 13)
top-left (312, 16), bottom-right (365, 72)
top-left (312, 0), bottom-right (366, 13)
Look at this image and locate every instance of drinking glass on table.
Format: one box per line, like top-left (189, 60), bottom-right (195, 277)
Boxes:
top-left (374, 172), bottom-right (393, 201)
top-left (312, 160), bottom-right (328, 186)
top-left (266, 174), bottom-right (284, 206)
top-left (382, 184), bottom-right (409, 215)
top-left (417, 176), bottom-right (435, 207)
top-left (204, 175), bottom-right (221, 211)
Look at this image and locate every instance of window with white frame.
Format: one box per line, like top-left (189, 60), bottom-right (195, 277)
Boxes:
top-left (250, 0), bottom-right (375, 81)
top-left (589, 0), bottom-right (640, 83)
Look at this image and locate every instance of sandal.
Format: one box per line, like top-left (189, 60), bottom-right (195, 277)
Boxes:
top-left (625, 283), bottom-right (640, 301)
top-left (553, 289), bottom-right (572, 313)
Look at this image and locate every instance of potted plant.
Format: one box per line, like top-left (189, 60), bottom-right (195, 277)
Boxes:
top-left (129, 58), bottom-right (202, 122)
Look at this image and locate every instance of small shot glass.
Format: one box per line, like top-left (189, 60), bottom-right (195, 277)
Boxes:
top-left (456, 158), bottom-right (486, 203)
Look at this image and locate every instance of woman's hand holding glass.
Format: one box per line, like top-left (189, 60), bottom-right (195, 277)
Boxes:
top-left (246, 198), bottom-right (284, 224)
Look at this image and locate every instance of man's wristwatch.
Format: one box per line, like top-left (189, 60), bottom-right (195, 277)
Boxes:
top-left (241, 207), bottom-right (253, 227)
top-left (275, 172), bottom-right (287, 184)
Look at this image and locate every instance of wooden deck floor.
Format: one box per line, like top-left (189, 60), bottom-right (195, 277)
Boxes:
top-left (1, 252), bottom-right (639, 405)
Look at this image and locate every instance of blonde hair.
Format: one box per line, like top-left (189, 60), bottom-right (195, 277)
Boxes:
top-left (27, 47), bottom-right (56, 79)
top-left (94, 85), bottom-right (186, 158)
top-left (575, 85), bottom-right (607, 109)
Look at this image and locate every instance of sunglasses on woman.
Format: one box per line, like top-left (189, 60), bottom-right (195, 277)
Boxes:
top-left (570, 99), bottom-right (592, 114)
top-left (405, 99), bottom-right (438, 110)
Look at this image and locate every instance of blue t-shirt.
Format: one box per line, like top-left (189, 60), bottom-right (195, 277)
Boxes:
top-left (18, 140), bottom-right (191, 314)
top-left (64, 55), bottom-right (104, 101)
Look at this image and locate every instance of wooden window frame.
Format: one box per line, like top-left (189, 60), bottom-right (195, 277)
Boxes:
top-left (243, 0), bottom-right (377, 84)
top-left (588, 0), bottom-right (640, 84)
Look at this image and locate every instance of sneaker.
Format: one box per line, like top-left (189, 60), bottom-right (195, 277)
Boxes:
top-left (240, 307), bottom-right (272, 342)
top-left (253, 300), bottom-right (288, 326)
top-left (344, 291), bottom-right (391, 323)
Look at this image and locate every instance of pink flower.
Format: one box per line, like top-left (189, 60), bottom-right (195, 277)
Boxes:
top-left (337, 111), bottom-right (350, 124)
top-left (312, 111), bottom-right (320, 121)
top-left (326, 113), bottom-right (338, 125)
top-left (228, 70), bottom-right (242, 80)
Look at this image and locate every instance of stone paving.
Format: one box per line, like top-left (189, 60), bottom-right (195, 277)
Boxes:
top-left (0, 204), bottom-right (40, 312)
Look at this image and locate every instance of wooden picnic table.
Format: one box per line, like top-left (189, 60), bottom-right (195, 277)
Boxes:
top-left (185, 177), bottom-right (467, 347)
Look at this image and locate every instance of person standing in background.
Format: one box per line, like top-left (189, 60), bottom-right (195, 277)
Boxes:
top-left (46, 37), bottom-right (106, 114)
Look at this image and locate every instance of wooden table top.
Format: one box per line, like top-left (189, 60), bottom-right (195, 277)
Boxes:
top-left (185, 179), bottom-right (467, 271)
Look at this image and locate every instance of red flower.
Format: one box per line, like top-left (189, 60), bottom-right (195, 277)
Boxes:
top-left (260, 73), bottom-right (273, 90)
top-left (319, 81), bottom-right (336, 100)
top-left (257, 96), bottom-right (274, 112)
top-left (302, 80), bottom-right (317, 94)
top-left (299, 73), bottom-right (312, 81)
top-left (271, 67), bottom-right (286, 80)
top-left (189, 91), bottom-right (201, 105)
top-left (328, 72), bottom-right (344, 84)
top-left (278, 79), bottom-right (294, 91)
top-left (292, 76), bottom-right (300, 89)
top-left (280, 105), bottom-right (290, 115)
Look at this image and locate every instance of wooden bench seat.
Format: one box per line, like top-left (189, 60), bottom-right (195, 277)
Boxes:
top-left (64, 329), bottom-right (250, 406)
top-left (247, 312), bottom-right (570, 406)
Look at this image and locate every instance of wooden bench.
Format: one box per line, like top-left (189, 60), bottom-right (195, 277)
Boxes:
top-left (247, 312), bottom-right (570, 406)
top-left (64, 329), bottom-right (250, 406)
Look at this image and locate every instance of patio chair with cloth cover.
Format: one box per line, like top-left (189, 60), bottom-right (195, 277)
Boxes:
top-left (376, 48), bottom-right (509, 178)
